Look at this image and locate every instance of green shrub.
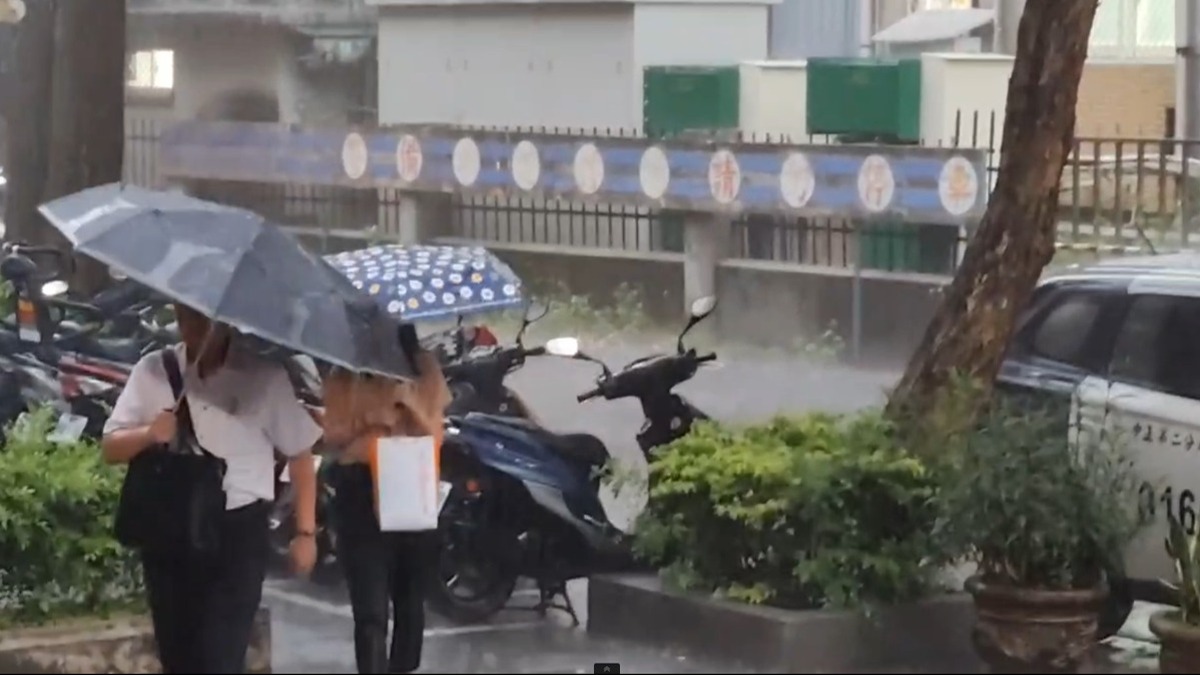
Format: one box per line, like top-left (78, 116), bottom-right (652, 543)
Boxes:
top-left (935, 393), bottom-right (1145, 590)
top-left (0, 407), bottom-right (143, 626)
top-left (630, 410), bottom-right (946, 611)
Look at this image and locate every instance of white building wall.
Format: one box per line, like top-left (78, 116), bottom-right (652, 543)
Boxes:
top-left (376, 4), bottom-right (636, 128)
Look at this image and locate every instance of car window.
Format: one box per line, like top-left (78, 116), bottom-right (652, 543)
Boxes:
top-left (1028, 292), bottom-right (1104, 367)
top-left (1110, 294), bottom-right (1200, 400)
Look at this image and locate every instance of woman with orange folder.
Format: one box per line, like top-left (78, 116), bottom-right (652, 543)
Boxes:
top-left (319, 337), bottom-right (450, 675)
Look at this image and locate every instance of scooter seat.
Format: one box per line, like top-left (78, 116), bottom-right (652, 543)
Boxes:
top-left (464, 413), bottom-right (611, 467)
top-left (540, 431), bottom-right (610, 468)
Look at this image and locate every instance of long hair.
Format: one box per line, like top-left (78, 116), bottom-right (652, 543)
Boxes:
top-left (321, 369), bottom-right (402, 444)
top-left (320, 354), bottom-right (450, 443)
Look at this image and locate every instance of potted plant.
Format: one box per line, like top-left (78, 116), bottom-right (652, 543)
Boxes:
top-left (1149, 513), bottom-right (1200, 673)
top-left (937, 393), bottom-right (1144, 674)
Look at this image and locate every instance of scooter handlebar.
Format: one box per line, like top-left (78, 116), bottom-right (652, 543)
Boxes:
top-left (577, 386), bottom-right (603, 403)
top-left (696, 352), bottom-right (718, 364)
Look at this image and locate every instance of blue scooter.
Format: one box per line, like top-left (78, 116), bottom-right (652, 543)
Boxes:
top-left (427, 296), bottom-right (719, 625)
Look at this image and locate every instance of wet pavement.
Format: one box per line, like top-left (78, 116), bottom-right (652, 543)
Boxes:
top-left (265, 576), bottom-right (751, 673)
top-left (266, 571), bottom-right (1161, 674)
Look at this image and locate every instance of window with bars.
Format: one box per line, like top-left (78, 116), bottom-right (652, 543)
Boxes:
top-left (126, 50), bottom-right (174, 90)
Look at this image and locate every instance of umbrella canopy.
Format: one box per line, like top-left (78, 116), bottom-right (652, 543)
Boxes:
top-left (324, 244), bottom-right (523, 321)
top-left (38, 183), bottom-right (415, 379)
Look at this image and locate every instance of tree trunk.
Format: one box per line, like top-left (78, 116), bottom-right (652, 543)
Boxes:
top-left (885, 0), bottom-right (1099, 424)
top-left (3, 0), bottom-right (56, 246)
top-left (42, 0), bottom-right (125, 294)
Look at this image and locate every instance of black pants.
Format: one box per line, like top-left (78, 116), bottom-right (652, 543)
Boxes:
top-left (330, 464), bottom-right (432, 674)
top-left (141, 500), bottom-right (270, 674)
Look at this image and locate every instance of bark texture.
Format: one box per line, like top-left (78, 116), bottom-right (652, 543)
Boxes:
top-left (3, 0), bottom-right (56, 245)
top-left (41, 0), bottom-right (125, 293)
top-left (886, 0), bottom-right (1100, 422)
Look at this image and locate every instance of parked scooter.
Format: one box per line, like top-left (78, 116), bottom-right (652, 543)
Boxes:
top-left (427, 296), bottom-right (719, 624)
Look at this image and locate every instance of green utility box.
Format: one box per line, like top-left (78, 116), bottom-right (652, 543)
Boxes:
top-left (643, 66), bottom-right (740, 139)
top-left (807, 58), bottom-right (922, 142)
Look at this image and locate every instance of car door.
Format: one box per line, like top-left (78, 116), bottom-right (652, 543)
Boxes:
top-left (1100, 286), bottom-right (1200, 585)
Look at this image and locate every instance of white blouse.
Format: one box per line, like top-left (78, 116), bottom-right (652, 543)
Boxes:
top-left (104, 343), bottom-right (323, 510)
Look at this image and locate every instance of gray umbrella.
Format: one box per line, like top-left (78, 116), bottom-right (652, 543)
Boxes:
top-left (38, 183), bottom-right (416, 379)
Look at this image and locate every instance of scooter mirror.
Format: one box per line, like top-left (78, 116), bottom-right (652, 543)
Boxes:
top-left (677, 295), bottom-right (718, 353)
top-left (41, 280), bottom-right (69, 297)
top-left (690, 295), bottom-right (717, 320)
top-left (544, 337), bottom-right (580, 358)
top-left (525, 300), bottom-right (549, 322)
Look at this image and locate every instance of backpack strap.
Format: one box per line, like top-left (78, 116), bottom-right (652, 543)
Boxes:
top-left (159, 348), bottom-right (199, 447)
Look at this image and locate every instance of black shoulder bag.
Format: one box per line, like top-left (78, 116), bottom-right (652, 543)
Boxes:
top-left (113, 348), bottom-right (228, 560)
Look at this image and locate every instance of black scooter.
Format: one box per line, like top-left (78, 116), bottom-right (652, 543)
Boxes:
top-left (427, 296), bottom-right (719, 625)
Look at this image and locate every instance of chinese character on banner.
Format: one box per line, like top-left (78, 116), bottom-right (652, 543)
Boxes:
top-left (708, 150), bottom-right (741, 205)
top-left (396, 134), bottom-right (423, 183)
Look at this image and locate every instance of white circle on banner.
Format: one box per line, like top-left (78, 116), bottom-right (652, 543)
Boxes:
top-left (342, 132), bottom-right (368, 180)
top-left (453, 137), bottom-right (481, 187)
top-left (573, 143), bottom-right (605, 195)
top-left (938, 155), bottom-right (980, 216)
top-left (512, 140), bottom-right (540, 191)
top-left (780, 152), bottom-right (816, 209)
top-left (857, 154), bottom-right (895, 213)
top-left (395, 134), bottom-right (423, 183)
top-left (640, 146), bottom-right (670, 200)
top-left (708, 149), bottom-right (741, 205)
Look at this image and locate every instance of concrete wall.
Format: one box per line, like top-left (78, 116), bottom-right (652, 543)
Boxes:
top-left (488, 246), bottom-right (686, 322)
top-left (717, 261), bottom-right (941, 363)
top-left (438, 240), bottom-right (943, 364)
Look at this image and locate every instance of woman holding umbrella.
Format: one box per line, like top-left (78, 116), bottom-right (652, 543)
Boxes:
top-left (101, 304), bottom-right (324, 673)
top-left (318, 327), bottom-right (451, 674)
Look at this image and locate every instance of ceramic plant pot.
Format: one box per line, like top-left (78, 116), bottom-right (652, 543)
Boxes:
top-left (1150, 609), bottom-right (1200, 674)
top-left (967, 575), bottom-right (1107, 674)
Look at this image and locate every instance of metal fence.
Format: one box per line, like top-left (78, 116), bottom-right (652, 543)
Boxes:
top-left (123, 112), bottom-right (1200, 274)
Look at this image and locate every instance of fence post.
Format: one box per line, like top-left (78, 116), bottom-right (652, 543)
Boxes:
top-left (397, 192), bottom-right (454, 244)
top-left (682, 212), bottom-right (728, 316)
top-left (852, 252), bottom-right (863, 363)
